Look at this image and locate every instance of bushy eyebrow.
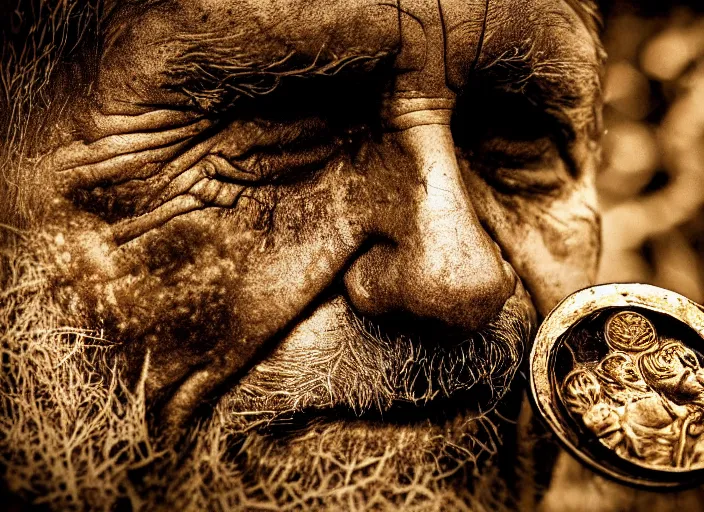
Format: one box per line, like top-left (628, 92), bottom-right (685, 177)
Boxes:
top-left (476, 42), bottom-right (600, 107)
top-left (159, 31), bottom-right (393, 113)
top-left (473, 12), bottom-right (603, 138)
top-left (459, 0), bottom-right (604, 140)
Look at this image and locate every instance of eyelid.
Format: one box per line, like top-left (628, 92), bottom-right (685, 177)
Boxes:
top-left (209, 139), bottom-right (343, 183)
top-left (202, 154), bottom-right (259, 182)
top-left (51, 119), bottom-right (212, 172)
top-left (212, 116), bottom-right (332, 157)
top-left (489, 165), bottom-right (568, 196)
top-left (471, 137), bottom-right (558, 175)
top-left (465, 140), bottom-right (569, 196)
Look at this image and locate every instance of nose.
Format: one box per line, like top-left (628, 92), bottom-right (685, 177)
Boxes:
top-left (343, 116), bottom-right (516, 334)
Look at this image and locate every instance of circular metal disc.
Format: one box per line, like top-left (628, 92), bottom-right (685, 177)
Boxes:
top-left (530, 283), bottom-right (704, 489)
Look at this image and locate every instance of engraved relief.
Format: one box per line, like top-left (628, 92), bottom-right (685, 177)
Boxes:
top-left (561, 310), bottom-right (704, 470)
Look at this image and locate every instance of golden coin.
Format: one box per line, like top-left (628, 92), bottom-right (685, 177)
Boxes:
top-left (530, 283), bottom-right (704, 489)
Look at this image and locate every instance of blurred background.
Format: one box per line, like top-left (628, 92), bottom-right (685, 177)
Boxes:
top-left (596, 0), bottom-right (704, 303)
top-left (543, 4), bottom-right (704, 508)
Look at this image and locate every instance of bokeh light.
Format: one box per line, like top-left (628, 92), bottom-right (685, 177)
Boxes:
top-left (597, 0), bottom-right (704, 304)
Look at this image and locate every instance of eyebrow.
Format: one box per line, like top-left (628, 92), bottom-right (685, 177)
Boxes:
top-left (163, 36), bottom-right (599, 132)
top-left (473, 39), bottom-right (602, 139)
top-left (159, 31), bottom-right (394, 113)
top-left (476, 43), bottom-right (600, 106)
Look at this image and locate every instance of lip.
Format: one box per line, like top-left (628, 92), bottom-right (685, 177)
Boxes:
top-left (222, 383), bottom-right (529, 441)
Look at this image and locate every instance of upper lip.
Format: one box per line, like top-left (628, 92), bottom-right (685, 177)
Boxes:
top-left (220, 283), bottom-right (535, 432)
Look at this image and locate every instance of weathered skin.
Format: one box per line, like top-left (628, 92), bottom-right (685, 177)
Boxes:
top-left (37, 0), bottom-right (602, 444)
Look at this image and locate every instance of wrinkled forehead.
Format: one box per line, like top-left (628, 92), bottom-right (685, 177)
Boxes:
top-left (101, 0), bottom-right (599, 99)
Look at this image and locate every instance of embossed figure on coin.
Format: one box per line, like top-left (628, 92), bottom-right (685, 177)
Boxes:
top-left (561, 310), bottom-right (704, 470)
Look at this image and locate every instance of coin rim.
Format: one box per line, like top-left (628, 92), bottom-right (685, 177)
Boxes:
top-left (530, 282), bottom-right (704, 489)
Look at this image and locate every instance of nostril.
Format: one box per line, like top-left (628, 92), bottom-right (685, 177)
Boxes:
top-left (406, 270), bottom-right (514, 332)
top-left (400, 241), bottom-right (515, 327)
top-left (343, 244), bottom-right (396, 318)
top-left (358, 311), bottom-right (485, 347)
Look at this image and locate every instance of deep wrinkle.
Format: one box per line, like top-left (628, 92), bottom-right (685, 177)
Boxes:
top-left (469, 0), bottom-right (491, 77)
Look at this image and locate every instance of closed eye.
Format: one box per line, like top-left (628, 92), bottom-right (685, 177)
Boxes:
top-left (210, 139), bottom-right (343, 184)
top-left (453, 88), bottom-right (573, 195)
top-left (200, 113), bottom-right (366, 185)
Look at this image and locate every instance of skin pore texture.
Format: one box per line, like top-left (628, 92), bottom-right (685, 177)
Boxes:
top-left (0, 0), bottom-right (603, 510)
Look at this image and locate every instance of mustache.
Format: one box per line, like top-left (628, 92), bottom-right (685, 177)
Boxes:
top-left (223, 287), bottom-right (536, 428)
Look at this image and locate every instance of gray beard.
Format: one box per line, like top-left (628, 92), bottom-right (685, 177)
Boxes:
top-left (0, 236), bottom-right (534, 511)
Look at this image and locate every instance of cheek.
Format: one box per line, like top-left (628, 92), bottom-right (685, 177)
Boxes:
top-left (46, 203), bottom-right (261, 368)
top-left (37, 199), bottom-right (258, 409)
top-left (465, 173), bottom-right (600, 315)
top-left (44, 164), bottom-right (372, 376)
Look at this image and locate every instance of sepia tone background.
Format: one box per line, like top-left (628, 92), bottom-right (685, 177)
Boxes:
top-left (0, 1), bottom-right (703, 510)
top-left (597, 0), bottom-right (704, 304)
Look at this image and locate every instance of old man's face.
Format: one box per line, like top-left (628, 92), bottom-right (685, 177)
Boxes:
top-left (3, 0), bottom-right (603, 508)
